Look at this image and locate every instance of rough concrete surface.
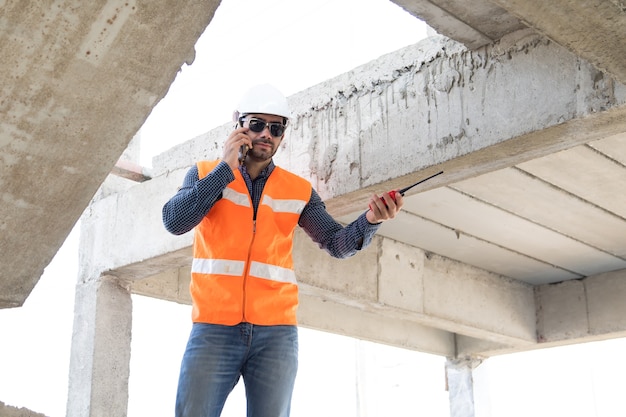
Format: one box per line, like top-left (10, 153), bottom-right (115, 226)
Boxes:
top-left (0, 0), bottom-right (220, 308)
top-left (0, 401), bottom-right (47, 417)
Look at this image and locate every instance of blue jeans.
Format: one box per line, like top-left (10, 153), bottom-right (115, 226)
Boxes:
top-left (175, 322), bottom-right (299, 417)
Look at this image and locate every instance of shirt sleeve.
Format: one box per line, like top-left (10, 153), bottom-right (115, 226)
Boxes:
top-left (298, 188), bottom-right (381, 259)
top-left (162, 161), bottom-right (235, 235)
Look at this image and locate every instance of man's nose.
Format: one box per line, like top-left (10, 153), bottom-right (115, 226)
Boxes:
top-left (259, 125), bottom-right (272, 138)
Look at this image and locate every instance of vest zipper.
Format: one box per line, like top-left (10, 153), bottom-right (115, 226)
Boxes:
top-left (242, 219), bottom-right (257, 322)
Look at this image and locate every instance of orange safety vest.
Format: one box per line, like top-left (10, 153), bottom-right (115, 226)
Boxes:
top-left (191, 160), bottom-right (312, 325)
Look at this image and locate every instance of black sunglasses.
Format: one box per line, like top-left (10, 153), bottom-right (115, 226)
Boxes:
top-left (241, 117), bottom-right (286, 137)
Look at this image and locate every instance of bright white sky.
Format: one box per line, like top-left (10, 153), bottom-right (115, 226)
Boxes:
top-left (2, 0), bottom-right (626, 416)
top-left (138, 0), bottom-right (431, 166)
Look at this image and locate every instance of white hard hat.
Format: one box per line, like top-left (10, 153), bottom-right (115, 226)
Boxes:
top-left (234, 84), bottom-right (291, 121)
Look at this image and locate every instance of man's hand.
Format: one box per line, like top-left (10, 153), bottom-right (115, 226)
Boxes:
top-left (223, 127), bottom-right (252, 170)
top-left (366, 192), bottom-right (404, 224)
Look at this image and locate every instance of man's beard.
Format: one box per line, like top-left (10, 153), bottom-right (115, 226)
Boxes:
top-left (247, 139), bottom-right (275, 161)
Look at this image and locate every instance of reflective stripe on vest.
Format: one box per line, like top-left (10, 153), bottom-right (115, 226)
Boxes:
top-left (261, 195), bottom-right (306, 215)
top-left (192, 258), bottom-right (245, 276)
top-left (249, 261), bottom-right (297, 284)
top-left (222, 187), bottom-right (251, 207)
top-left (192, 258), bottom-right (297, 285)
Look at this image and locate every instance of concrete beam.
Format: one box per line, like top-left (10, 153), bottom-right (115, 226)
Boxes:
top-left (320, 34), bottom-right (626, 217)
top-left (457, 268), bottom-right (626, 356)
top-left (294, 232), bottom-right (536, 348)
top-left (298, 284), bottom-right (457, 356)
top-left (536, 268), bottom-right (626, 346)
top-left (150, 32), bottom-right (626, 198)
top-left (0, 0), bottom-right (221, 308)
top-left (126, 230), bottom-right (535, 356)
top-left (111, 159), bottom-right (151, 183)
top-left (131, 264), bottom-right (192, 305)
top-left (391, 0), bottom-right (526, 48)
top-left (489, 0), bottom-right (626, 85)
top-left (130, 267), bottom-right (456, 355)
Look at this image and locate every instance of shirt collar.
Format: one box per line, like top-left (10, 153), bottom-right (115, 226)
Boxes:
top-left (240, 160), bottom-right (275, 180)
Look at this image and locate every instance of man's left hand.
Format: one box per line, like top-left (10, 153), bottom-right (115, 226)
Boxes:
top-left (366, 192), bottom-right (403, 224)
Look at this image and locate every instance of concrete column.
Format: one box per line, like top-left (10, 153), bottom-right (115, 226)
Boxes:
top-left (66, 275), bottom-right (132, 417)
top-left (446, 356), bottom-right (482, 417)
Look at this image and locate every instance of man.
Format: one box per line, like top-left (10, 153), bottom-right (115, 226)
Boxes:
top-left (162, 84), bottom-right (403, 417)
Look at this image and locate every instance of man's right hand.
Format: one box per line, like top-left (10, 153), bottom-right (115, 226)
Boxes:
top-left (223, 127), bottom-right (252, 170)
